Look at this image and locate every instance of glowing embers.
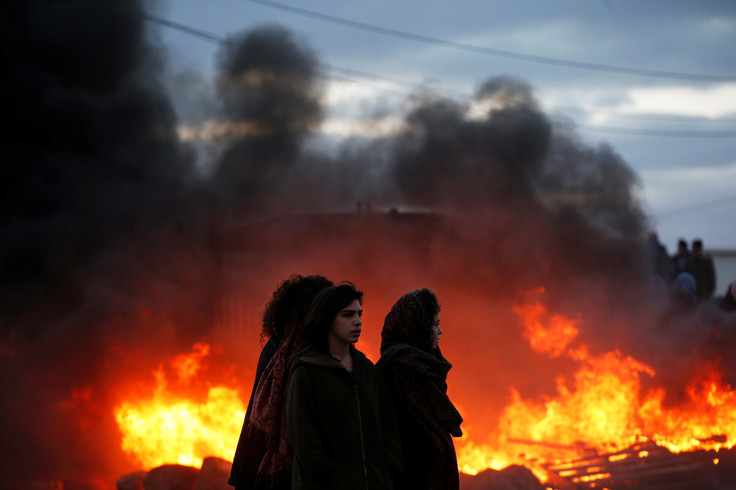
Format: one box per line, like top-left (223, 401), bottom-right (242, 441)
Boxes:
top-left (114, 343), bottom-right (245, 469)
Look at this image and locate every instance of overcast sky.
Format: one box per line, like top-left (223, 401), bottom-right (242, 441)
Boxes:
top-left (151, 0), bottom-right (736, 250)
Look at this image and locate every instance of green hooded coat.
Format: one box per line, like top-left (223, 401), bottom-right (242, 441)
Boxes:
top-left (286, 346), bottom-right (403, 489)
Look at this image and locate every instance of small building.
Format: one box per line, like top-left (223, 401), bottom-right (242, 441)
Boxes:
top-left (712, 249), bottom-right (736, 297)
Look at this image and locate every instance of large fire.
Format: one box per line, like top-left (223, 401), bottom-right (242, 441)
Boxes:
top-left (114, 343), bottom-right (245, 469)
top-left (112, 292), bottom-right (736, 485)
top-left (454, 289), bottom-right (736, 481)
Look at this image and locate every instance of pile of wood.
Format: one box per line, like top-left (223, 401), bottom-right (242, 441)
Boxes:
top-left (544, 442), bottom-right (714, 489)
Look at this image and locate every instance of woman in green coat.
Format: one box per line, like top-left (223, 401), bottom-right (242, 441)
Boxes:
top-left (286, 283), bottom-right (403, 489)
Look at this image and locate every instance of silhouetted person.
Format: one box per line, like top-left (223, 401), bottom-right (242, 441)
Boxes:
top-left (377, 289), bottom-right (463, 490)
top-left (647, 232), bottom-right (675, 283)
top-left (669, 272), bottom-right (698, 315)
top-left (720, 281), bottom-right (736, 313)
top-left (685, 239), bottom-right (716, 302)
top-left (672, 239), bottom-right (691, 276)
top-left (287, 283), bottom-right (403, 489)
top-left (229, 274), bottom-right (333, 490)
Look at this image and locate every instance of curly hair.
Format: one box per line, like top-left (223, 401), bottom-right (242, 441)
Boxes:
top-left (261, 274), bottom-right (333, 343)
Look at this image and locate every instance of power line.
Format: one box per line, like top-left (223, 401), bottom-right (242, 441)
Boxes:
top-left (144, 15), bottom-right (413, 97)
top-left (145, 15), bottom-right (736, 138)
top-left (321, 64), bottom-right (470, 99)
top-left (243, 0), bottom-right (736, 83)
top-left (145, 14), bottom-right (225, 45)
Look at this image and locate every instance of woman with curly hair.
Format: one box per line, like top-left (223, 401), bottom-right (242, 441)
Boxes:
top-left (287, 282), bottom-right (403, 489)
top-left (377, 288), bottom-right (463, 490)
top-left (229, 274), bottom-right (333, 490)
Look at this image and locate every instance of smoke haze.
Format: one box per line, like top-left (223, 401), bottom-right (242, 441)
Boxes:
top-left (2, 1), bottom-right (734, 487)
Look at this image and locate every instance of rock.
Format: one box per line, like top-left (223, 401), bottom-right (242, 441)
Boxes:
top-left (117, 471), bottom-right (146, 490)
top-left (194, 457), bottom-right (232, 490)
top-left (460, 465), bottom-right (544, 490)
top-left (143, 465), bottom-right (199, 490)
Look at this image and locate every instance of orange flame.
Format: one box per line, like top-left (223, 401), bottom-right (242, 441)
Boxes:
top-left (455, 290), bottom-right (736, 479)
top-left (114, 343), bottom-right (245, 469)
top-left (513, 288), bottom-right (579, 358)
top-left (113, 295), bottom-right (736, 482)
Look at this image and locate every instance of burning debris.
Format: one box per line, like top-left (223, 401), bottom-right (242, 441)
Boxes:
top-left (545, 442), bottom-right (708, 489)
top-left (3, 0), bottom-right (736, 489)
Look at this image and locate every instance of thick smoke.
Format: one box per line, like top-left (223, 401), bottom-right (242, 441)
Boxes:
top-left (212, 25), bottom-right (324, 212)
top-left (0, 0), bottom-right (205, 485)
top-left (0, 1), bottom-right (198, 318)
top-left (2, 2), bottom-right (735, 487)
top-left (392, 76), bottom-right (551, 211)
top-left (384, 76), bottom-right (650, 300)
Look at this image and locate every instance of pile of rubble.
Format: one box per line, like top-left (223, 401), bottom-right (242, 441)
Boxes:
top-left (113, 444), bottom-right (736, 490)
top-left (116, 458), bottom-right (545, 490)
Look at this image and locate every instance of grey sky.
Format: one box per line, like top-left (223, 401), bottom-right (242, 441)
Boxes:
top-left (153, 0), bottom-right (736, 249)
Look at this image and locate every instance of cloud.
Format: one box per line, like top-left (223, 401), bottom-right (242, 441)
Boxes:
top-left (620, 83), bottom-right (736, 118)
top-left (641, 160), bottom-right (736, 208)
top-left (320, 116), bottom-right (407, 138)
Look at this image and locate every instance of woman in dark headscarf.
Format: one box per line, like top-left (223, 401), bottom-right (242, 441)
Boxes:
top-left (376, 288), bottom-right (463, 490)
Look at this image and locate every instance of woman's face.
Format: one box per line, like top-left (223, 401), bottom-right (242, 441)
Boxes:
top-left (329, 299), bottom-right (363, 347)
top-left (430, 312), bottom-right (442, 350)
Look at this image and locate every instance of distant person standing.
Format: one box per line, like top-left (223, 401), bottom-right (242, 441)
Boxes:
top-left (720, 281), bottom-right (736, 313)
top-left (672, 239), bottom-right (691, 276)
top-left (647, 232), bottom-right (675, 283)
top-left (669, 272), bottom-right (698, 314)
top-left (685, 239), bottom-right (716, 301)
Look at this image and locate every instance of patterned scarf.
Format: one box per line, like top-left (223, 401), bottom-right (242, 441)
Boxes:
top-left (246, 334), bottom-right (299, 482)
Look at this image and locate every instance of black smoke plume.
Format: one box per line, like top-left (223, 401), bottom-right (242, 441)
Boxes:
top-left (1, 0), bottom-right (204, 485)
top-left (212, 25), bottom-right (324, 212)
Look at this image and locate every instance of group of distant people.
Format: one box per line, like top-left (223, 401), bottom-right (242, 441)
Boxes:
top-left (228, 275), bottom-right (463, 490)
top-left (648, 234), bottom-right (735, 314)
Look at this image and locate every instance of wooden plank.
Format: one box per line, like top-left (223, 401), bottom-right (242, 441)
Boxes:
top-left (551, 452), bottom-right (696, 475)
top-left (573, 461), bottom-right (702, 484)
top-left (544, 442), bottom-right (706, 489)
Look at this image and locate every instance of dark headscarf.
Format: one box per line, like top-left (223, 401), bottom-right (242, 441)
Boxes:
top-left (379, 289), bottom-right (462, 432)
top-left (378, 289), bottom-right (463, 490)
top-left (381, 289), bottom-right (439, 353)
